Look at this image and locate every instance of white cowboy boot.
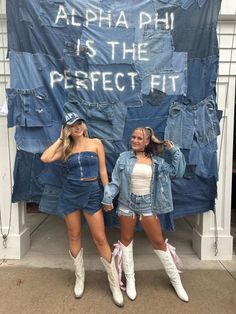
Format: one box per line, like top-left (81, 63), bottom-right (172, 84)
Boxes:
top-left (154, 243), bottom-right (189, 302)
top-left (101, 256), bottom-right (124, 307)
top-left (69, 248), bottom-right (85, 298)
top-left (121, 241), bottom-right (137, 300)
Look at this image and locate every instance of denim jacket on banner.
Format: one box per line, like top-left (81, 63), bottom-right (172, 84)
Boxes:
top-left (102, 146), bottom-right (186, 214)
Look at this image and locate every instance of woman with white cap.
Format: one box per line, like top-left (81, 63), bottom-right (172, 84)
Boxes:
top-left (41, 112), bottom-right (123, 307)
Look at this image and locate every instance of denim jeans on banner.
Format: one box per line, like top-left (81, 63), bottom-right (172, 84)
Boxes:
top-left (153, 0), bottom-right (197, 10)
top-left (80, 25), bottom-right (135, 64)
top-left (75, 64), bottom-right (143, 107)
top-left (100, 0), bottom-right (155, 28)
top-left (197, 0), bottom-right (208, 7)
top-left (12, 149), bottom-right (45, 202)
top-left (8, 1), bottom-right (83, 58)
top-left (38, 161), bottom-right (67, 187)
top-left (188, 139), bottom-right (218, 179)
top-left (39, 0), bottom-right (84, 28)
top-left (39, 184), bottom-right (63, 217)
top-left (15, 121), bottom-right (62, 154)
top-left (164, 95), bottom-right (220, 149)
top-left (134, 28), bottom-right (173, 77)
top-left (187, 55), bottom-right (218, 103)
top-left (125, 94), bottom-right (172, 135)
top-left (171, 0), bottom-right (220, 58)
top-left (140, 52), bottom-right (187, 95)
top-left (6, 87), bottom-right (51, 128)
top-left (9, 51), bottom-right (67, 121)
top-left (172, 175), bottom-right (217, 218)
top-left (64, 93), bottom-right (127, 140)
top-left (101, 139), bottom-right (128, 154)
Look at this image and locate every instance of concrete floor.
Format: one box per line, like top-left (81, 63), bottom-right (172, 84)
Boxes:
top-left (2, 213), bottom-right (236, 276)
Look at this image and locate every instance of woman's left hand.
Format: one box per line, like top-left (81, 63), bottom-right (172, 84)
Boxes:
top-left (102, 204), bottom-right (113, 212)
top-left (164, 140), bottom-right (174, 149)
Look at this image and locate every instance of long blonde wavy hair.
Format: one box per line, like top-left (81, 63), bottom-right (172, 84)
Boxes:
top-left (61, 122), bottom-right (89, 161)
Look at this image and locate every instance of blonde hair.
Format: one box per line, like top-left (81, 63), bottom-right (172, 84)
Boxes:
top-left (133, 126), bottom-right (164, 156)
top-left (61, 122), bottom-right (89, 161)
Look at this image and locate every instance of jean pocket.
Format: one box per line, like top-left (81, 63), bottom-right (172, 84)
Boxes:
top-left (7, 87), bottom-right (52, 128)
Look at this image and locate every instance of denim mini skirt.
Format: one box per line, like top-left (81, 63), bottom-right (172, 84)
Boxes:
top-left (57, 179), bottom-right (102, 217)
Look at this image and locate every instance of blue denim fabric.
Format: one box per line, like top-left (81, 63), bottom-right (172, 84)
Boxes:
top-left (197, 0), bottom-right (208, 7)
top-left (117, 193), bottom-right (154, 218)
top-left (171, 0), bottom-right (220, 58)
top-left (187, 56), bottom-right (218, 103)
top-left (7, 1), bottom-right (83, 59)
top-left (58, 178), bottom-right (102, 217)
top-left (135, 27), bottom-right (174, 77)
top-left (66, 152), bottom-right (99, 179)
top-left (153, 0), bottom-right (197, 10)
top-left (81, 25), bottom-right (135, 64)
top-left (9, 52), bottom-right (65, 121)
top-left (100, 0), bottom-right (155, 28)
top-left (7, 87), bottom-right (51, 128)
top-left (188, 139), bottom-right (218, 179)
top-left (64, 93), bottom-right (127, 140)
top-left (12, 150), bottom-right (45, 202)
top-left (15, 121), bottom-right (62, 154)
top-left (140, 52), bottom-right (187, 95)
top-left (123, 95), bottom-right (178, 142)
top-left (39, 184), bottom-right (63, 217)
top-left (103, 147), bottom-right (186, 215)
top-left (164, 95), bottom-right (220, 149)
top-left (38, 161), bottom-right (67, 187)
top-left (172, 175), bottom-right (217, 218)
top-left (75, 64), bottom-right (143, 107)
top-left (102, 139), bottom-right (127, 154)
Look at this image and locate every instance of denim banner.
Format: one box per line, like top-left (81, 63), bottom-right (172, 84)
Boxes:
top-left (7, 0), bottom-right (222, 228)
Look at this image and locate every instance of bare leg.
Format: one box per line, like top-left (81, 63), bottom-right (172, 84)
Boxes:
top-left (64, 210), bottom-right (82, 257)
top-left (140, 215), bottom-right (166, 251)
top-left (119, 215), bottom-right (137, 246)
top-left (83, 209), bottom-right (111, 262)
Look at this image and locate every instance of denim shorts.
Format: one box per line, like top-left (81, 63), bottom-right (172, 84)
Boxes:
top-left (117, 193), bottom-right (155, 219)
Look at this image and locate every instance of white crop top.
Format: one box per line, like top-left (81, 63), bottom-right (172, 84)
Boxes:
top-left (131, 163), bottom-right (152, 195)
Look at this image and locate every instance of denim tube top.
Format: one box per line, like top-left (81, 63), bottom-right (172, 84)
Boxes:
top-left (66, 151), bottom-right (99, 180)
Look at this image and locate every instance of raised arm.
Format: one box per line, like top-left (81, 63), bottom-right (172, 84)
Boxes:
top-left (163, 141), bottom-right (186, 178)
top-left (40, 138), bottom-right (64, 163)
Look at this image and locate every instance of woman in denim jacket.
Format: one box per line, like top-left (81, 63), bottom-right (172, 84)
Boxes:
top-left (102, 127), bottom-right (189, 303)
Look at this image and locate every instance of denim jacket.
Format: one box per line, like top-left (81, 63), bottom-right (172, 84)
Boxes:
top-left (102, 146), bottom-right (186, 214)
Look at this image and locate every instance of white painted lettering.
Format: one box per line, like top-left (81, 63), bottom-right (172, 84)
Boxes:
top-left (123, 43), bottom-right (136, 60)
top-left (102, 72), bottom-right (113, 91)
top-left (115, 11), bottom-right (128, 28)
top-left (55, 5), bottom-right (69, 25)
top-left (107, 41), bottom-right (120, 60)
top-left (86, 9), bottom-right (98, 26)
top-left (50, 71), bottom-right (63, 88)
top-left (90, 71), bottom-right (101, 90)
top-left (139, 12), bottom-right (152, 29)
top-left (115, 73), bottom-right (125, 91)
